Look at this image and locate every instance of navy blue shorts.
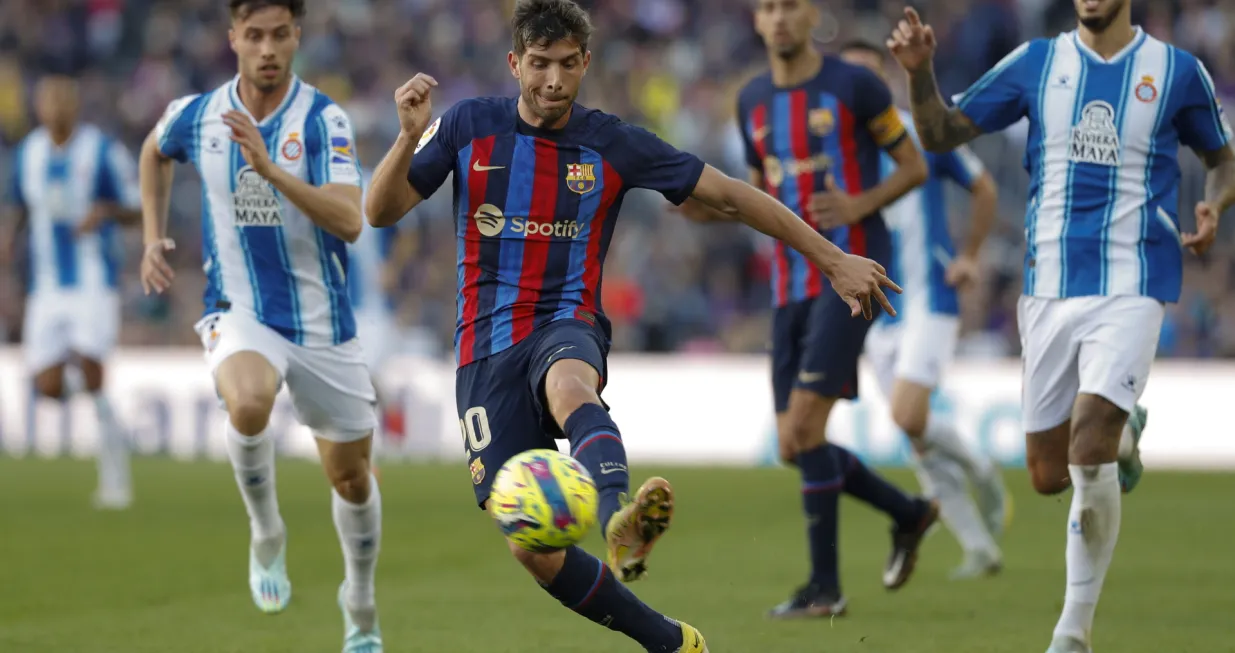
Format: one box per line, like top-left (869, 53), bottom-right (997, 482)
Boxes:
top-left (455, 318), bottom-right (610, 508)
top-left (770, 290), bottom-right (880, 413)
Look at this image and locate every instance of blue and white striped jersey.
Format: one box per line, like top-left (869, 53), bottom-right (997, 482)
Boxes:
top-left (155, 75), bottom-right (363, 347)
top-left (348, 169), bottom-right (406, 315)
top-left (882, 109), bottom-right (986, 323)
top-left (8, 124), bottom-right (138, 294)
top-left (954, 28), bottom-right (1233, 303)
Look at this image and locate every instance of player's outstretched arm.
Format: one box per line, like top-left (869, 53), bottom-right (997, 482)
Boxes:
top-left (676, 168), bottom-right (764, 223)
top-left (689, 164), bottom-right (900, 318)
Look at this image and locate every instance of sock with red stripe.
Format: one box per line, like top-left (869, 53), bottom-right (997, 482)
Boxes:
top-left (543, 546), bottom-right (682, 651)
top-left (564, 403), bottom-right (628, 531)
top-left (797, 445), bottom-right (843, 594)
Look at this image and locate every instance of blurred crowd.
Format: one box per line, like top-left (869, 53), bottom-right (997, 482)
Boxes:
top-left (2, 0), bottom-right (1235, 358)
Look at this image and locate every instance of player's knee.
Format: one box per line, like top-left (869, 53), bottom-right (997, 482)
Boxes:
top-left (782, 416), bottom-right (824, 455)
top-left (544, 374), bottom-right (599, 425)
top-left (1026, 458), bottom-right (1070, 495)
top-left (890, 403), bottom-right (928, 441)
top-left (327, 462), bottom-right (372, 504)
top-left (78, 359), bottom-right (105, 393)
top-left (226, 395), bottom-right (276, 435)
top-left (1071, 398), bottom-right (1126, 444)
top-left (507, 539), bottom-right (566, 583)
top-left (33, 370), bottom-right (65, 400)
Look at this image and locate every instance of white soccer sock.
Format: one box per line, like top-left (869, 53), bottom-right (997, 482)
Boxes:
top-left (1054, 463), bottom-right (1121, 646)
top-left (92, 393), bottom-right (131, 495)
top-left (224, 423), bottom-right (285, 560)
top-left (915, 451), bottom-right (998, 557)
top-left (333, 473), bottom-right (382, 623)
top-left (925, 417), bottom-right (994, 479)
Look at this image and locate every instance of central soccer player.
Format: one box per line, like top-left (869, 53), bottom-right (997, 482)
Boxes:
top-left (367, 0), bottom-right (900, 650)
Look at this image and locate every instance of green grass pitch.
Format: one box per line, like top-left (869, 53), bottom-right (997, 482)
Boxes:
top-left (0, 458), bottom-right (1230, 652)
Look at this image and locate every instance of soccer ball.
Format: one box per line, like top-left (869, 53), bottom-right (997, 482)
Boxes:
top-left (489, 449), bottom-right (599, 553)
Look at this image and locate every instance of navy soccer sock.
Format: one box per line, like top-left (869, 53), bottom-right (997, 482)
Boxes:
top-left (833, 445), bottom-right (922, 528)
top-left (796, 445), bottom-right (844, 594)
top-left (543, 546), bottom-right (682, 651)
top-left (564, 403), bottom-right (628, 532)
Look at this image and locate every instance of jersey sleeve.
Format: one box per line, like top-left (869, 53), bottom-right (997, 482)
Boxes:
top-left (735, 95), bottom-right (761, 169)
top-left (306, 100), bottom-right (363, 187)
top-left (608, 122), bottom-right (706, 206)
top-left (1174, 57), bottom-right (1234, 153)
top-left (95, 137), bottom-right (141, 210)
top-left (936, 144), bottom-right (987, 190)
top-left (953, 41), bottom-right (1032, 133)
top-left (7, 140), bottom-right (24, 210)
top-left (407, 103), bottom-right (463, 200)
top-left (852, 69), bottom-right (908, 151)
top-left (154, 94), bottom-right (201, 163)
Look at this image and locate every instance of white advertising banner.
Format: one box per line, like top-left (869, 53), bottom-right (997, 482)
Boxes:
top-left (0, 348), bottom-right (1232, 470)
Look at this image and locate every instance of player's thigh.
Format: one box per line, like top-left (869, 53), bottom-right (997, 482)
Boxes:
top-left (1075, 296), bottom-right (1164, 414)
top-left (863, 319), bottom-right (901, 401)
top-left (355, 310), bottom-right (396, 377)
top-left (457, 346), bottom-right (557, 510)
top-left (284, 338), bottom-right (378, 443)
top-left (1017, 295), bottom-right (1082, 434)
top-left (797, 291), bottom-right (876, 401)
top-left (530, 319), bottom-right (609, 430)
top-left (196, 312), bottom-right (289, 416)
top-left (68, 291), bottom-right (119, 364)
top-left (770, 301), bottom-right (809, 415)
top-left (22, 292), bottom-right (73, 376)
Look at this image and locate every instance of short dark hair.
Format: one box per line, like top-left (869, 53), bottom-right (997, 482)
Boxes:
top-left (512, 0), bottom-right (593, 56)
top-left (839, 38), bottom-right (885, 60)
top-left (229, 0), bottom-right (305, 21)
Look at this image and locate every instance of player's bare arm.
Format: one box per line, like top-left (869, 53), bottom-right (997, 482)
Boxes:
top-left (1185, 143), bottom-right (1235, 255)
top-left (367, 73), bottom-right (439, 227)
top-left (676, 168), bottom-right (763, 223)
top-left (138, 127), bottom-right (177, 295)
top-left (222, 111), bottom-right (363, 243)
top-left (947, 171), bottom-right (998, 288)
top-left (812, 138), bottom-right (927, 229)
top-left (888, 8), bottom-right (983, 152)
top-left (689, 164), bottom-right (901, 318)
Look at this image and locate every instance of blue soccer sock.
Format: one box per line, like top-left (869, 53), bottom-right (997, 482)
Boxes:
top-left (564, 403), bottom-right (628, 531)
top-left (833, 445), bottom-right (922, 528)
top-left (796, 445), bottom-right (843, 594)
top-left (543, 546), bottom-right (683, 651)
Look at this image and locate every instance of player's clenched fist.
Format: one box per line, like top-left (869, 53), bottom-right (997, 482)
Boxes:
top-left (395, 73), bottom-right (438, 138)
top-left (886, 7), bottom-right (936, 73)
top-left (827, 254), bottom-right (901, 320)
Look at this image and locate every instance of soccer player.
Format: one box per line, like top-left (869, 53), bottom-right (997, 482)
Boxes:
top-left (888, 1), bottom-right (1234, 650)
top-left (137, 2), bottom-right (384, 651)
top-left (684, 0), bottom-right (939, 618)
top-left (839, 40), bottom-right (1009, 580)
top-left (366, 1), bottom-right (898, 649)
top-left (4, 73), bottom-right (137, 510)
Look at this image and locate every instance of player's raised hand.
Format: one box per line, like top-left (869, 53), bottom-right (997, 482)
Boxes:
top-left (395, 73), bottom-right (438, 138)
top-left (886, 7), bottom-right (937, 73)
top-left (140, 238), bottom-right (176, 295)
top-left (223, 111), bottom-right (273, 176)
top-left (810, 174), bottom-right (860, 229)
top-left (1183, 201), bottom-right (1220, 256)
top-left (828, 253), bottom-right (902, 320)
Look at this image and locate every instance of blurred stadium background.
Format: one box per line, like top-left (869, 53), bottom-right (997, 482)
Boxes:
top-left (2, 1), bottom-right (1234, 652)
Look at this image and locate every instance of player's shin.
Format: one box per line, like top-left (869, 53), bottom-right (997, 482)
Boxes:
top-left (796, 446), bottom-right (843, 594)
top-left (92, 393), bottom-right (132, 504)
top-left (915, 451), bottom-right (999, 567)
top-left (224, 423), bottom-right (285, 561)
top-left (538, 546), bottom-right (684, 651)
top-left (332, 472), bottom-right (381, 628)
top-left (1054, 463), bottom-right (1120, 647)
top-left (925, 415), bottom-right (994, 479)
top-left (563, 403), bottom-right (629, 530)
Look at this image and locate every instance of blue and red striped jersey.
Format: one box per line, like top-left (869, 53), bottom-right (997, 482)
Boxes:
top-left (737, 56), bottom-right (909, 307)
top-left (408, 97), bottom-right (705, 367)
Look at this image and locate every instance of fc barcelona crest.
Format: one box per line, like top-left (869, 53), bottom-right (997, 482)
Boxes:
top-left (565, 163), bottom-right (596, 194)
top-left (808, 108), bottom-right (835, 136)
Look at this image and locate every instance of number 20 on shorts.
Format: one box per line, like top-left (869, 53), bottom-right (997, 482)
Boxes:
top-left (460, 406), bottom-right (493, 453)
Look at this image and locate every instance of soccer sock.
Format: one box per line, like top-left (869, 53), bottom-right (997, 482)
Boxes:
top-left (224, 423), bottom-right (284, 564)
top-left (564, 403), bottom-right (629, 532)
top-left (796, 445), bottom-right (843, 594)
top-left (92, 393), bottom-right (131, 495)
top-left (1053, 463), bottom-right (1121, 645)
top-left (543, 546), bottom-right (682, 651)
top-left (924, 416), bottom-right (994, 479)
top-left (834, 445), bottom-right (923, 528)
top-left (915, 451), bottom-right (997, 557)
top-left (333, 473), bottom-right (382, 630)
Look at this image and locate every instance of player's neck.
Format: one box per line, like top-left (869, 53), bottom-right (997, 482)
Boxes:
top-left (768, 47), bottom-right (822, 88)
top-left (236, 76), bottom-right (293, 123)
top-left (516, 97), bottom-right (572, 131)
top-left (1077, 21), bottom-right (1137, 60)
top-left (47, 125), bottom-right (76, 148)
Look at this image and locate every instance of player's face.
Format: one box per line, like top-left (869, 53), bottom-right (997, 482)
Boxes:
top-left (840, 49), bottom-right (886, 82)
top-left (229, 6), bottom-right (300, 93)
top-left (1074, 0), bottom-right (1127, 33)
top-left (753, 0), bottom-right (818, 59)
top-left (33, 76), bottom-right (79, 132)
top-left (509, 38), bottom-right (591, 127)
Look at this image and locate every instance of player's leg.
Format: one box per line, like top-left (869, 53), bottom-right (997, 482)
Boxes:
top-left (460, 342), bottom-right (706, 652)
top-left (78, 357), bottom-right (132, 509)
top-left (286, 338), bottom-right (384, 652)
top-left (200, 313), bottom-right (292, 613)
top-left (1047, 297), bottom-right (1162, 653)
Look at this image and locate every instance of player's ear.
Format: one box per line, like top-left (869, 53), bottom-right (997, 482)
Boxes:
top-left (581, 50), bottom-right (591, 75)
top-left (228, 27), bottom-right (238, 55)
top-left (508, 51), bottom-right (520, 80)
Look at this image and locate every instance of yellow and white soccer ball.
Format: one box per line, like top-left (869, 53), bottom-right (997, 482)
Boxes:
top-left (489, 449), bottom-right (599, 552)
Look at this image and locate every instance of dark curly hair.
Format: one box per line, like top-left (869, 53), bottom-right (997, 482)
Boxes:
top-left (229, 0), bottom-right (305, 21)
top-left (512, 0), bottom-right (593, 55)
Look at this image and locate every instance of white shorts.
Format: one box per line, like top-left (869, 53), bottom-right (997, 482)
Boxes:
top-left (354, 308), bottom-right (396, 376)
top-left (865, 312), bottom-right (959, 398)
top-left (23, 290), bottom-right (120, 373)
top-left (195, 311), bottom-right (378, 442)
top-left (1018, 295), bottom-right (1164, 433)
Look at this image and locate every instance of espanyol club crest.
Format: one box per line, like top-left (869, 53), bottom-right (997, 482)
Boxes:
top-left (1134, 75), bottom-right (1157, 103)
top-left (281, 132), bottom-right (302, 160)
top-left (565, 163), bottom-right (596, 194)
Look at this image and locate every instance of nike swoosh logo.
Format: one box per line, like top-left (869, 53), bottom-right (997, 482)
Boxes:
top-left (473, 161), bottom-right (505, 172)
top-left (600, 467), bottom-right (625, 474)
top-left (798, 371), bottom-right (825, 383)
top-left (547, 345), bottom-right (576, 363)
